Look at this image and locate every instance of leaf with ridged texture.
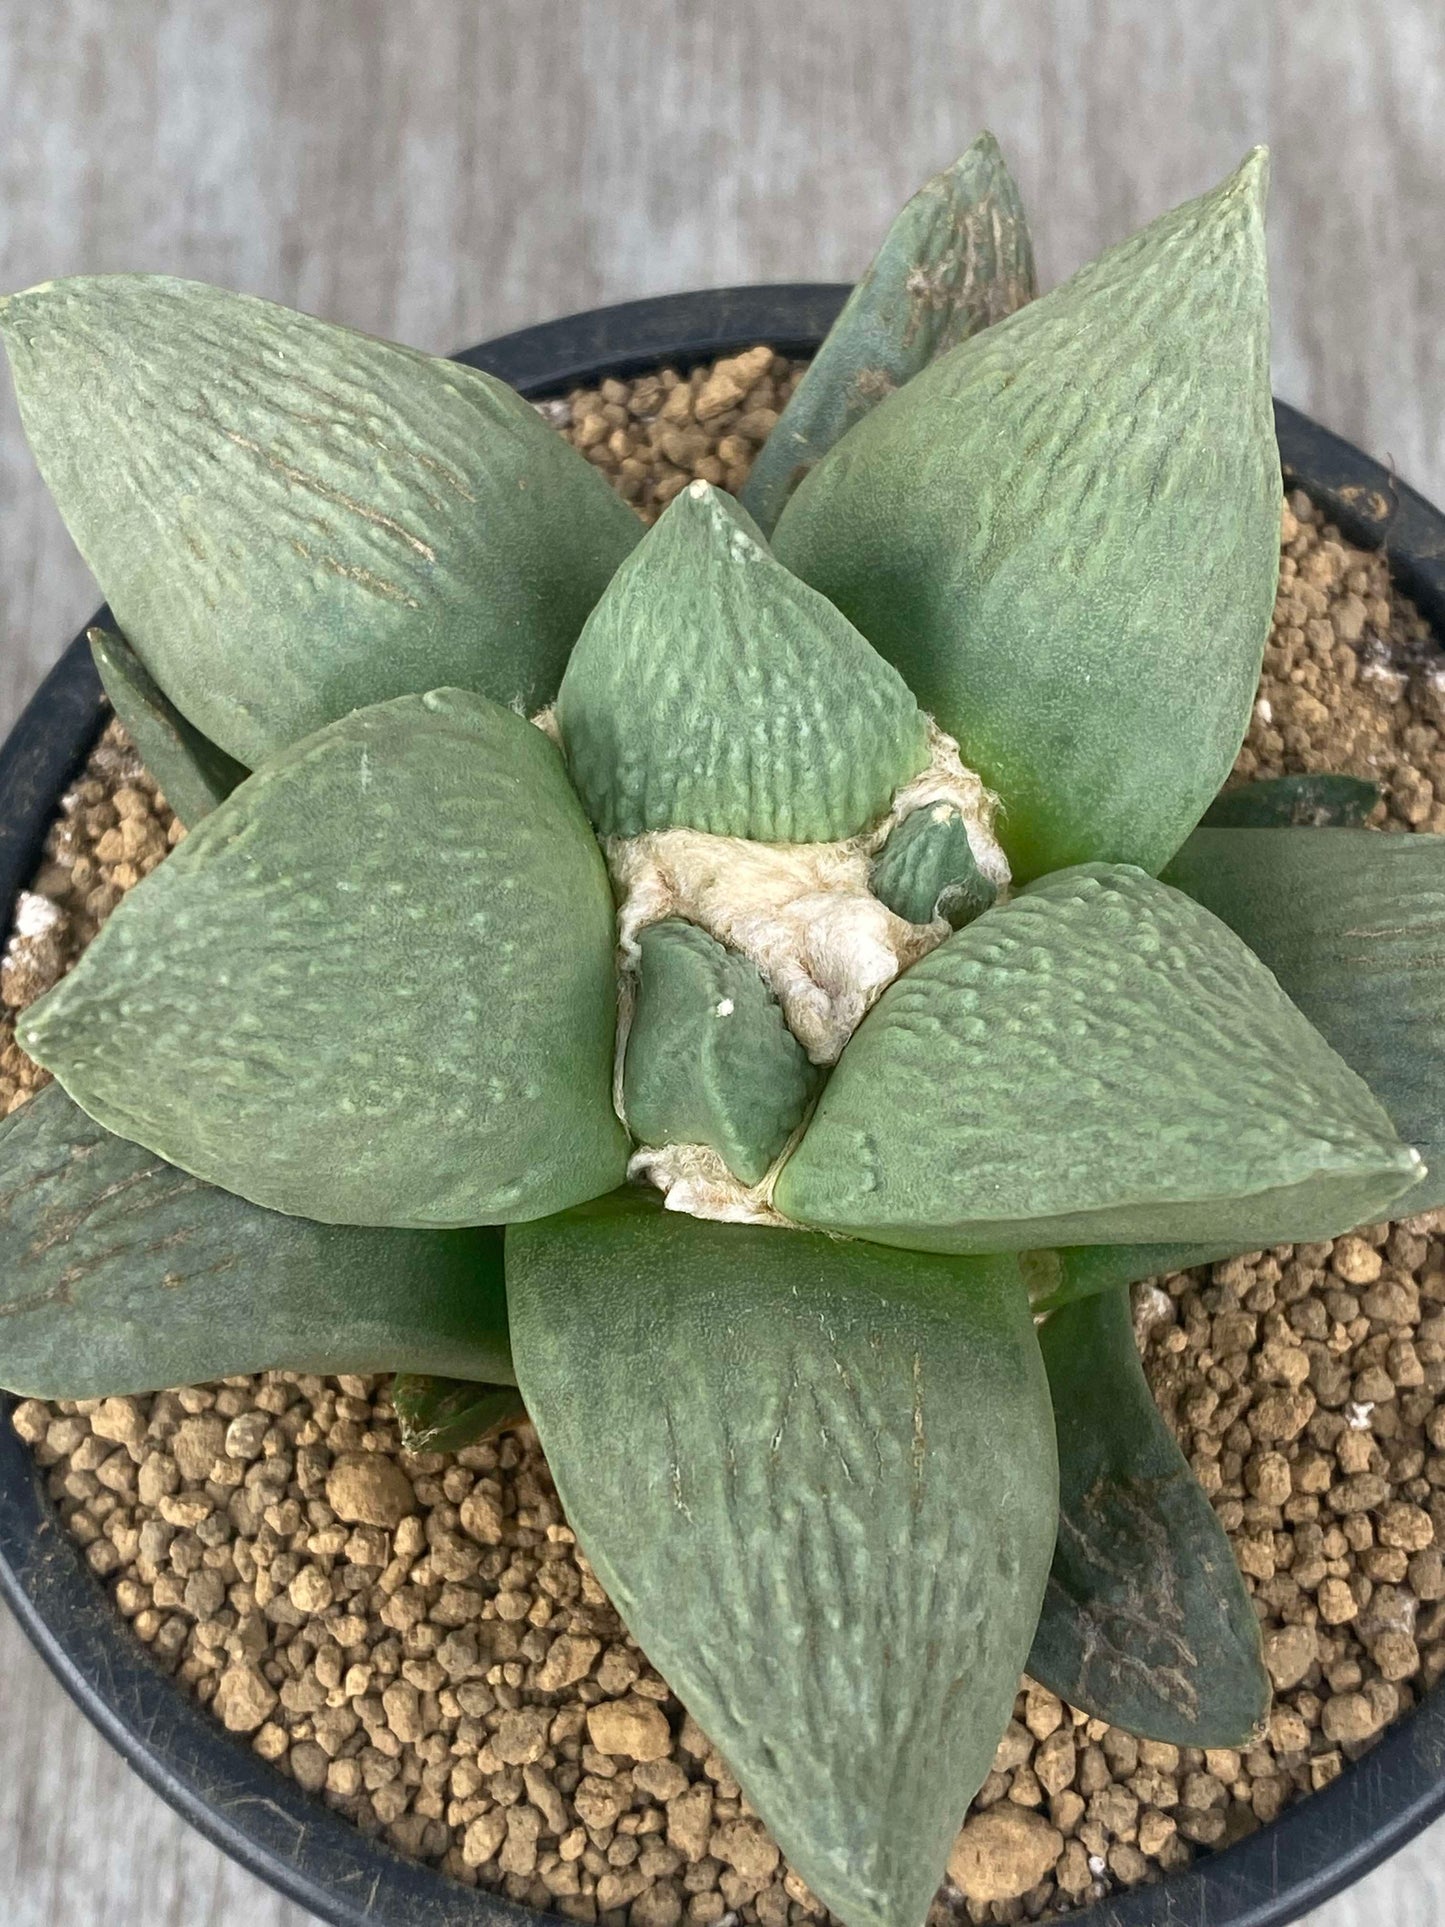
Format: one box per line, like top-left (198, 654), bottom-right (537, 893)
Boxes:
top-left (507, 1191), bottom-right (1057, 1927)
top-left (1029, 1285), bottom-right (1270, 1746)
top-left (1, 276), bottom-right (641, 768)
top-left (740, 133), bottom-right (1034, 536)
top-left (88, 626), bottom-right (247, 824)
top-left (0, 1083), bottom-right (514, 1399)
top-left (623, 920), bottom-right (818, 1184)
top-left (20, 690), bottom-right (628, 1227)
top-left (392, 1375), bottom-right (527, 1453)
top-left (1164, 827), bottom-right (1445, 1213)
top-left (868, 803), bottom-right (997, 929)
top-left (773, 152), bottom-right (1280, 883)
top-left (1202, 773), bottom-right (1380, 829)
top-left (774, 865), bottom-right (1419, 1253)
top-left (554, 482), bottom-right (928, 842)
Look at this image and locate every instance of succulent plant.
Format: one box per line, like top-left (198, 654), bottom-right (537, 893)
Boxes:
top-left (3, 135), bottom-right (1445, 1927)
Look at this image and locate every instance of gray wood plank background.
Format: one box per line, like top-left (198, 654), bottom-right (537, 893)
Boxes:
top-left (0, 3), bottom-right (1441, 1921)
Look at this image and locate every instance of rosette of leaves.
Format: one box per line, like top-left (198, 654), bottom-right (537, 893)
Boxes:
top-left (2, 138), bottom-right (1442, 1927)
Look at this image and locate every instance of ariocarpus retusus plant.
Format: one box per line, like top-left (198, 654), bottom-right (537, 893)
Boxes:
top-left (4, 136), bottom-right (1444, 1927)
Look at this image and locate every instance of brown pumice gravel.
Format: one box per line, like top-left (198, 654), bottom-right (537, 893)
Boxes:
top-left (4, 354), bottom-right (1445, 1927)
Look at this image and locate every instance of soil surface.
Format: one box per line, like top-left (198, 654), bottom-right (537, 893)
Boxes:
top-left (5, 350), bottom-right (1445, 1927)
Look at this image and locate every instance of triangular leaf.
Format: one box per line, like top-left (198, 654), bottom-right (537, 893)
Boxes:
top-left (88, 626), bottom-right (247, 824)
top-left (1202, 773), bottom-right (1380, 829)
top-left (773, 152), bottom-right (1279, 882)
top-left (0, 1083), bottom-right (513, 1399)
top-left (1029, 1285), bottom-right (1270, 1746)
top-left (775, 865), bottom-right (1418, 1252)
top-left (740, 133), bottom-right (1034, 535)
top-left (623, 919), bottom-right (818, 1184)
top-left (1164, 827), bottom-right (1445, 1212)
top-left (507, 1191), bottom-right (1057, 1927)
top-left (391, 1375), bottom-right (526, 1453)
top-left (1, 276), bottom-right (641, 767)
top-left (20, 690), bottom-right (629, 1227)
top-left (555, 482), bottom-right (928, 841)
top-left (868, 802), bottom-right (997, 929)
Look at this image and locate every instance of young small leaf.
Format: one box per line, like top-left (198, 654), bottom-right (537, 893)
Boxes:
top-left (740, 132), bottom-right (1034, 535)
top-left (773, 152), bottom-right (1280, 883)
top-left (1, 276), bottom-right (641, 767)
top-left (1164, 827), bottom-right (1445, 1212)
top-left (1202, 773), bottom-right (1380, 829)
top-left (623, 920), bottom-right (818, 1184)
top-left (1029, 1286), bottom-right (1270, 1746)
top-left (391, 1375), bottom-right (526, 1454)
top-left (555, 482), bottom-right (928, 842)
top-left (868, 803), bottom-right (997, 928)
top-left (88, 626), bottom-right (247, 824)
top-left (20, 690), bottom-right (629, 1227)
top-left (507, 1191), bottom-right (1056, 1927)
top-left (775, 865), bottom-right (1419, 1253)
top-left (0, 1083), bottom-right (514, 1399)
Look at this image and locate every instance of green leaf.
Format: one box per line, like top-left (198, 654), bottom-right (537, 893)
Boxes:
top-left (1029, 1286), bottom-right (1270, 1746)
top-left (1202, 773), bottom-right (1380, 829)
top-left (554, 482), bottom-right (928, 842)
top-left (88, 626), bottom-right (247, 825)
top-left (1022, 1240), bottom-right (1249, 1317)
top-left (391, 1374), bottom-right (526, 1454)
top-left (623, 920), bottom-right (818, 1184)
top-left (1164, 827), bottom-right (1445, 1212)
top-left (740, 133), bottom-right (1034, 536)
top-left (773, 152), bottom-right (1280, 883)
top-left (507, 1191), bottom-right (1057, 1927)
top-left (774, 864), bottom-right (1419, 1253)
top-left (1, 276), bottom-right (641, 768)
top-left (20, 690), bottom-right (629, 1228)
top-left (868, 803), bottom-right (997, 929)
top-left (0, 1083), bottom-right (513, 1399)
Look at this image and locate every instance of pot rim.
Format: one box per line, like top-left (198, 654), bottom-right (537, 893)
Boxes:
top-left (1, 282), bottom-right (1444, 1927)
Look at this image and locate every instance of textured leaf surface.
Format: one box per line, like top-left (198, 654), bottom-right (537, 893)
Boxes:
top-left (1202, 773), bottom-right (1380, 829)
top-left (775, 865), bottom-right (1418, 1252)
top-left (1164, 827), bottom-right (1445, 1212)
top-left (773, 153), bottom-right (1280, 882)
top-left (740, 133), bottom-right (1034, 536)
top-left (1030, 1286), bottom-right (1270, 1745)
top-left (88, 626), bottom-right (247, 824)
top-left (392, 1375), bottom-right (526, 1454)
top-left (507, 1191), bottom-right (1057, 1927)
top-left (555, 482), bottom-right (928, 841)
top-left (868, 803), bottom-right (997, 929)
top-left (1, 276), bottom-right (641, 767)
top-left (623, 920), bottom-right (818, 1184)
top-left (0, 1083), bottom-right (513, 1398)
top-left (20, 690), bottom-right (629, 1227)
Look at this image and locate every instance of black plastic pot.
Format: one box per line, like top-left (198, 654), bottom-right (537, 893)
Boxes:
top-left (2, 285), bottom-right (1445, 1927)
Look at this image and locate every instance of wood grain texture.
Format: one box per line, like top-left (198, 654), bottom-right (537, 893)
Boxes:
top-left (1, 4), bottom-right (1442, 1921)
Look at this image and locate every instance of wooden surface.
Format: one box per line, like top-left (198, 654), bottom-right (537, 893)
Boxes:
top-left (1, 4), bottom-right (1442, 1922)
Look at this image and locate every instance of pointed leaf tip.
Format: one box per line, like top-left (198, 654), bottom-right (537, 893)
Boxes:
top-left (20, 690), bottom-right (628, 1228)
top-left (776, 865), bottom-right (1417, 1253)
top-left (507, 1192), bottom-right (1056, 1927)
top-left (741, 134), bottom-right (1035, 534)
top-left (1030, 1286), bottom-right (1270, 1746)
top-left (556, 480), bottom-right (928, 842)
top-left (773, 157), bottom-right (1279, 881)
top-left (2, 274), bottom-right (640, 766)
